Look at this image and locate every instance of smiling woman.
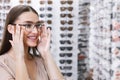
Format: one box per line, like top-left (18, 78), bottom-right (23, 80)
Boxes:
top-left (0, 5), bottom-right (64, 80)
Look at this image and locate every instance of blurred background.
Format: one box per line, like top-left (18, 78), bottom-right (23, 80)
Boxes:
top-left (0, 0), bottom-right (120, 80)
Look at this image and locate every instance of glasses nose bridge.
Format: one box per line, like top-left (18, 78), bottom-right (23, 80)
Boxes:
top-left (31, 24), bottom-right (38, 32)
top-left (31, 24), bottom-right (36, 29)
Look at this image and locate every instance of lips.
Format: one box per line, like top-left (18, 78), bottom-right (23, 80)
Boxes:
top-left (27, 36), bottom-right (38, 41)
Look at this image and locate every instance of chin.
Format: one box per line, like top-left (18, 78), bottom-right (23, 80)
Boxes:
top-left (26, 42), bottom-right (38, 47)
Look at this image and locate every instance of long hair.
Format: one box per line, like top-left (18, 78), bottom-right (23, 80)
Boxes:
top-left (0, 5), bottom-right (39, 55)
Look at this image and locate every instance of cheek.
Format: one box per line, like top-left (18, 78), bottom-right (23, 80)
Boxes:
top-left (38, 30), bottom-right (42, 36)
top-left (23, 32), bottom-right (28, 42)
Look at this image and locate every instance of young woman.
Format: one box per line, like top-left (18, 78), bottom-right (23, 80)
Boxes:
top-left (0, 5), bottom-right (64, 80)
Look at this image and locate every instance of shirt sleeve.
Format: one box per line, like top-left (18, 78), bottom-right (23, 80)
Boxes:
top-left (0, 63), bottom-right (15, 80)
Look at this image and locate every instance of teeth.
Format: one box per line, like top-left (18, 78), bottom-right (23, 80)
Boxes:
top-left (28, 36), bottom-right (37, 40)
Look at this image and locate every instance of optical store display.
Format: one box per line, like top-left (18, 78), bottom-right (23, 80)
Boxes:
top-left (1, 0), bottom-right (120, 80)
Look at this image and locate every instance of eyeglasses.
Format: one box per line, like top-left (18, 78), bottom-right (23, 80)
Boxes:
top-left (47, 26), bottom-right (52, 30)
top-left (12, 22), bottom-right (44, 31)
top-left (60, 40), bottom-right (72, 44)
top-left (62, 72), bottom-right (72, 77)
top-left (39, 14), bottom-right (53, 18)
top-left (78, 63), bottom-right (86, 66)
top-left (39, 7), bottom-right (52, 11)
top-left (59, 53), bottom-right (72, 57)
top-left (39, 0), bottom-right (53, 4)
top-left (78, 21), bottom-right (90, 25)
top-left (59, 59), bottom-right (72, 64)
top-left (47, 20), bottom-right (52, 24)
top-left (40, 20), bottom-right (52, 24)
top-left (19, 0), bottom-right (23, 3)
top-left (60, 47), bottom-right (73, 51)
top-left (78, 43), bottom-right (87, 48)
top-left (79, 2), bottom-right (90, 6)
top-left (60, 33), bottom-right (73, 38)
top-left (79, 9), bottom-right (90, 15)
top-left (0, 5), bottom-right (11, 10)
top-left (60, 7), bottom-right (73, 11)
top-left (60, 0), bottom-right (73, 5)
top-left (27, 0), bottom-right (31, 4)
top-left (79, 16), bottom-right (89, 20)
top-left (4, 0), bottom-right (10, 3)
top-left (60, 20), bottom-right (73, 25)
top-left (60, 14), bottom-right (74, 18)
top-left (60, 26), bottom-right (73, 31)
top-left (59, 66), bottom-right (72, 70)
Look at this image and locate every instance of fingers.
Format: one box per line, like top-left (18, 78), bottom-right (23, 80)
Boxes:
top-left (10, 24), bottom-right (24, 45)
top-left (20, 27), bottom-right (25, 42)
top-left (47, 27), bottom-right (51, 39)
top-left (41, 26), bottom-right (51, 35)
top-left (39, 26), bottom-right (51, 44)
top-left (42, 25), bottom-right (47, 34)
top-left (113, 21), bottom-right (120, 30)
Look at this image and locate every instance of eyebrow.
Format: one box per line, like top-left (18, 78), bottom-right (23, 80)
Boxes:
top-left (23, 21), bottom-right (41, 23)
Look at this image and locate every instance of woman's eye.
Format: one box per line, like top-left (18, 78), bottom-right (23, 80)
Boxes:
top-left (24, 24), bottom-right (32, 28)
top-left (35, 23), bottom-right (42, 28)
top-left (35, 24), bottom-right (40, 27)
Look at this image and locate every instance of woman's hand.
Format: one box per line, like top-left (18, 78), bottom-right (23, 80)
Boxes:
top-left (113, 21), bottom-right (120, 30)
top-left (9, 24), bottom-right (25, 58)
top-left (37, 26), bottom-right (51, 58)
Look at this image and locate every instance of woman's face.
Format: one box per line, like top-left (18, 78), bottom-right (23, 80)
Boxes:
top-left (14, 11), bottom-right (41, 47)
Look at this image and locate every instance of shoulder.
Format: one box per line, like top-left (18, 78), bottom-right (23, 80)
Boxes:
top-left (0, 53), bottom-right (15, 74)
top-left (0, 54), bottom-right (8, 66)
top-left (0, 53), bottom-right (12, 71)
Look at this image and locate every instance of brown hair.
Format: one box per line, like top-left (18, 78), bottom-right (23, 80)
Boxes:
top-left (0, 5), bottom-right (39, 55)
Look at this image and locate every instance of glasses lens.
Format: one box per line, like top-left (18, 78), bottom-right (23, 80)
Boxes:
top-left (60, 7), bottom-right (73, 11)
top-left (35, 23), bottom-right (43, 28)
top-left (27, 0), bottom-right (31, 3)
top-left (47, 14), bottom-right (52, 18)
top-left (60, 27), bottom-right (73, 31)
top-left (60, 1), bottom-right (66, 4)
top-left (39, 0), bottom-right (45, 4)
top-left (47, 7), bottom-right (52, 11)
top-left (4, 0), bottom-right (10, 3)
top-left (68, 33), bottom-right (73, 37)
top-left (48, 0), bottom-right (52, 4)
top-left (47, 20), bottom-right (52, 24)
top-left (60, 40), bottom-right (72, 44)
top-left (60, 7), bottom-right (66, 11)
top-left (67, 0), bottom-right (73, 5)
top-left (68, 7), bottom-right (73, 11)
top-left (61, 20), bottom-right (73, 25)
top-left (60, 14), bottom-right (73, 18)
top-left (60, 0), bottom-right (73, 5)
top-left (39, 7), bottom-right (44, 11)
top-left (68, 26), bottom-right (73, 31)
top-left (59, 59), bottom-right (72, 64)
top-left (59, 53), bottom-right (72, 57)
top-left (39, 14), bottom-right (45, 18)
top-left (60, 33), bottom-right (73, 38)
top-left (60, 66), bottom-right (72, 70)
top-left (60, 47), bottom-right (73, 51)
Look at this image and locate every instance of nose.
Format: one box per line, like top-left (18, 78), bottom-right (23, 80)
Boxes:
top-left (32, 27), bottom-right (38, 33)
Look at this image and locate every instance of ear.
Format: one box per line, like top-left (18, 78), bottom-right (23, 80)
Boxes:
top-left (7, 24), bottom-right (14, 34)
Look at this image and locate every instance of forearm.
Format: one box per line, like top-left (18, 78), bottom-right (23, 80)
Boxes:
top-left (15, 57), bottom-right (30, 80)
top-left (43, 51), bottom-right (64, 80)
